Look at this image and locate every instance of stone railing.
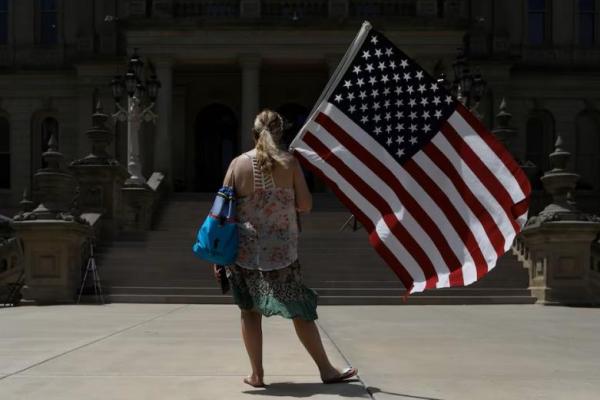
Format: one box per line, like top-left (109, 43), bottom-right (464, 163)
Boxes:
top-left (136, 0), bottom-right (438, 19)
top-left (348, 0), bottom-right (417, 17)
top-left (0, 238), bottom-right (23, 283)
top-left (261, 0), bottom-right (328, 18)
top-left (172, 0), bottom-right (241, 17)
top-left (512, 235), bottom-right (531, 270)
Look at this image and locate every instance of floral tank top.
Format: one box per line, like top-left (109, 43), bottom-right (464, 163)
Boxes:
top-left (235, 154), bottom-right (299, 271)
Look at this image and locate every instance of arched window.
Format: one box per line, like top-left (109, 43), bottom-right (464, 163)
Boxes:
top-left (579, 0), bottom-right (596, 46)
top-left (0, 115), bottom-right (9, 188)
top-left (528, 0), bottom-right (550, 45)
top-left (0, 0), bottom-right (8, 45)
top-left (525, 109), bottom-right (555, 190)
top-left (575, 111), bottom-right (600, 190)
top-left (39, 0), bottom-right (58, 45)
top-left (40, 117), bottom-right (58, 165)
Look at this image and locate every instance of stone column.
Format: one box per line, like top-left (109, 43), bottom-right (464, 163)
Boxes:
top-left (154, 58), bottom-right (174, 185)
top-left (240, 54), bottom-right (261, 152)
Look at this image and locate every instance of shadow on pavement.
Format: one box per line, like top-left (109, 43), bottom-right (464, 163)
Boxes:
top-left (367, 386), bottom-right (444, 400)
top-left (243, 380), bottom-right (367, 397)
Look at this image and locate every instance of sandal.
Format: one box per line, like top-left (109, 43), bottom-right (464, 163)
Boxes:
top-left (322, 367), bottom-right (358, 384)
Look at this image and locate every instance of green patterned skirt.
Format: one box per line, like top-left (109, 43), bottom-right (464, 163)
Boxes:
top-left (226, 260), bottom-right (318, 321)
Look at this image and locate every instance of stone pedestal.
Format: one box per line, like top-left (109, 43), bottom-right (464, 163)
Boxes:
top-left (520, 221), bottom-right (600, 305)
top-left (120, 185), bottom-right (155, 232)
top-left (520, 134), bottom-right (600, 305)
top-left (492, 98), bottom-right (517, 155)
top-left (12, 133), bottom-right (92, 304)
top-left (13, 220), bottom-right (91, 304)
top-left (70, 103), bottom-right (129, 240)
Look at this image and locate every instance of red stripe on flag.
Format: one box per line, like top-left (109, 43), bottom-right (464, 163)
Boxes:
top-left (302, 131), bottom-right (439, 289)
top-left (422, 142), bottom-right (505, 271)
top-left (456, 104), bottom-right (532, 201)
top-left (441, 122), bottom-right (520, 234)
top-left (512, 198), bottom-right (529, 220)
top-left (293, 150), bottom-right (415, 292)
top-left (402, 157), bottom-right (489, 284)
top-left (316, 112), bottom-right (464, 286)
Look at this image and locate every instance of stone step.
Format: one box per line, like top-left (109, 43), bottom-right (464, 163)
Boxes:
top-left (80, 293), bottom-right (536, 305)
top-left (103, 285), bottom-right (531, 297)
top-left (92, 192), bottom-right (534, 305)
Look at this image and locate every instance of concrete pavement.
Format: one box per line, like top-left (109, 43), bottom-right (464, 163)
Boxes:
top-left (0, 304), bottom-right (599, 400)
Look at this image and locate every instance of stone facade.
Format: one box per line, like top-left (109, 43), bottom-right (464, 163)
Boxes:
top-left (1, 1), bottom-right (600, 305)
top-left (0, 0), bottom-right (597, 211)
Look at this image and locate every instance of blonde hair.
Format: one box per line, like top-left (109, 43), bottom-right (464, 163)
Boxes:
top-left (253, 109), bottom-right (285, 173)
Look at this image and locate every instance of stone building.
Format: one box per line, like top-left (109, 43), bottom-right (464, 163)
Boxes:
top-left (0, 0), bottom-right (597, 210)
top-left (0, 0), bottom-right (599, 305)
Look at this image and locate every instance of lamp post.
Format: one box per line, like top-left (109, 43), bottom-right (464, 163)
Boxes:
top-left (111, 49), bottom-right (161, 186)
top-left (437, 48), bottom-right (487, 119)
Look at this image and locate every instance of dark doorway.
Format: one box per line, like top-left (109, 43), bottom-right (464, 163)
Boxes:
top-left (194, 104), bottom-right (238, 192)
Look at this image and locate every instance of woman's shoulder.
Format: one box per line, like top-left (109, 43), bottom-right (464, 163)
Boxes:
top-left (277, 151), bottom-right (297, 167)
top-left (231, 152), bottom-right (253, 165)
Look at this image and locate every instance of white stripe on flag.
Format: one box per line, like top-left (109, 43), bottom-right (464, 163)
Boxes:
top-left (431, 132), bottom-right (518, 250)
top-left (319, 102), bottom-right (482, 286)
top-left (305, 119), bottom-right (452, 288)
top-left (448, 112), bottom-right (527, 203)
top-left (294, 138), bottom-right (428, 293)
top-left (412, 150), bottom-right (490, 283)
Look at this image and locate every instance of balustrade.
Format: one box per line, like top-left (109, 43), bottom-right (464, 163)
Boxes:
top-left (261, 1), bottom-right (327, 18)
top-left (165, 0), bottom-right (421, 19)
top-left (173, 0), bottom-right (240, 17)
top-left (349, 0), bottom-right (417, 17)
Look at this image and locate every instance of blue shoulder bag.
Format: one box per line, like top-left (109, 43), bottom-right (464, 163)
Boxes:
top-left (192, 164), bottom-right (239, 265)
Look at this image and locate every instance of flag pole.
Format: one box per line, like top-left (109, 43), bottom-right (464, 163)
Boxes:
top-left (289, 21), bottom-right (373, 151)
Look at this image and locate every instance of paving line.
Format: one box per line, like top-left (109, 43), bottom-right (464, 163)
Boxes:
top-left (0, 304), bottom-right (189, 381)
top-left (316, 320), bottom-right (375, 400)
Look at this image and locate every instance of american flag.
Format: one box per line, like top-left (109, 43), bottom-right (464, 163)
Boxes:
top-left (290, 25), bottom-right (531, 294)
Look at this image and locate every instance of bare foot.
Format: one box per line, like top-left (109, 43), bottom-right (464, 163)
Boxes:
top-left (243, 374), bottom-right (265, 388)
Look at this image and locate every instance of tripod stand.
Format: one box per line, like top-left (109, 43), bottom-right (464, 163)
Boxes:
top-left (77, 241), bottom-right (104, 304)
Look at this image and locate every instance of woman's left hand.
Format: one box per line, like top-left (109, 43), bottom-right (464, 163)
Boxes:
top-left (212, 264), bottom-right (221, 281)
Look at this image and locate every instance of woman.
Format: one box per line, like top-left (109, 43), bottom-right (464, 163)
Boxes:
top-left (214, 109), bottom-right (358, 388)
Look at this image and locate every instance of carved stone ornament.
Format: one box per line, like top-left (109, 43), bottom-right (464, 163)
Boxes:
top-left (525, 133), bottom-right (600, 227)
top-left (71, 101), bottom-right (120, 167)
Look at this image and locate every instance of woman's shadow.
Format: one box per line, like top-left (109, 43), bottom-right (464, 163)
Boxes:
top-left (244, 381), bottom-right (443, 399)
